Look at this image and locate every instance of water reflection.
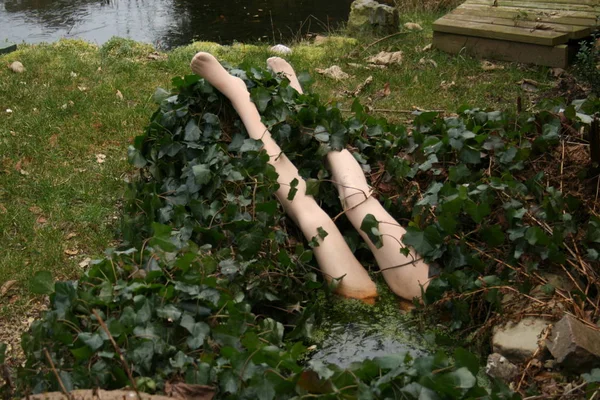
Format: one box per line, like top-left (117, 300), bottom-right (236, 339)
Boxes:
top-left (0, 0), bottom-right (353, 48)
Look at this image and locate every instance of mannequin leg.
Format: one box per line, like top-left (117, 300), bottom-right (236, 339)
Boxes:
top-left (190, 52), bottom-right (378, 301)
top-left (267, 57), bottom-right (430, 300)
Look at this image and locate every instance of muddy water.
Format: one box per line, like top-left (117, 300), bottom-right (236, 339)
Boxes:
top-left (0, 0), bottom-right (353, 49)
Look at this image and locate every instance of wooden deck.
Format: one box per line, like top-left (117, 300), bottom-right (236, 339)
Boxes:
top-left (432, 0), bottom-right (600, 67)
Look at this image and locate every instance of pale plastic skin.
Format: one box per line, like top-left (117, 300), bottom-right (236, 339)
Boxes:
top-left (266, 56), bottom-right (430, 300)
top-left (191, 52), bottom-right (378, 301)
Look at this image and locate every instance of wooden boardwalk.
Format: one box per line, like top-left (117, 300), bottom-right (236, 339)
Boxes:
top-left (432, 0), bottom-right (600, 67)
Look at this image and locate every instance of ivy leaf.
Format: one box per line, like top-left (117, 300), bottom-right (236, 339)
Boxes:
top-left (525, 226), bottom-right (550, 246)
top-left (453, 348), bottom-right (479, 375)
top-left (459, 146), bottom-right (481, 164)
top-left (464, 200), bottom-right (491, 224)
top-left (287, 178), bottom-right (299, 201)
top-left (252, 87), bottom-right (272, 112)
top-left (192, 164), bottom-right (212, 185)
top-left (153, 87), bottom-right (170, 103)
top-left (127, 145), bottom-right (147, 168)
top-left (31, 270), bottom-right (54, 295)
top-left (78, 332), bottom-right (104, 351)
top-left (150, 222), bottom-right (177, 252)
top-left (305, 179), bottom-right (320, 196)
top-left (308, 359), bottom-right (334, 380)
top-left (184, 119), bottom-right (201, 141)
top-left (402, 226), bottom-right (443, 258)
top-left (156, 305), bottom-right (182, 322)
top-left (480, 225), bottom-right (505, 246)
top-left (186, 322), bottom-right (210, 350)
top-left (360, 214), bottom-right (383, 249)
top-left (240, 138), bottom-right (263, 153)
top-left (0, 342), bottom-right (6, 365)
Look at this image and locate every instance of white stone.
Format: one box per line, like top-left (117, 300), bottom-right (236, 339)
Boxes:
top-left (269, 44), bottom-right (292, 55)
top-left (492, 317), bottom-right (549, 363)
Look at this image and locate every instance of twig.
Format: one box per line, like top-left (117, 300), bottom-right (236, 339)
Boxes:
top-left (560, 140), bottom-right (565, 193)
top-left (43, 348), bottom-right (72, 400)
top-left (360, 32), bottom-right (408, 54)
top-left (340, 108), bottom-right (444, 114)
top-left (92, 309), bottom-right (142, 400)
top-left (561, 380), bottom-right (588, 398)
top-left (516, 326), bottom-right (551, 392)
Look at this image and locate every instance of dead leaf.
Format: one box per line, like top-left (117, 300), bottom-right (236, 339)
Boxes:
top-left (66, 232), bottom-right (77, 240)
top-left (116, 90), bottom-right (124, 100)
top-left (313, 35), bottom-right (328, 45)
top-left (366, 51), bottom-right (403, 66)
top-left (64, 249), bottom-right (79, 256)
top-left (550, 68), bottom-right (565, 78)
top-left (0, 204), bottom-right (6, 214)
top-left (419, 58), bottom-right (438, 68)
top-left (77, 85), bottom-right (87, 92)
top-left (147, 52), bottom-right (164, 60)
top-left (48, 134), bottom-right (59, 147)
top-left (36, 216), bottom-right (47, 225)
top-left (96, 153), bottom-right (107, 163)
top-left (29, 206), bottom-right (42, 215)
top-left (165, 382), bottom-right (216, 400)
top-left (343, 75), bottom-right (373, 97)
top-left (404, 22), bottom-right (423, 31)
top-left (373, 82), bottom-right (391, 99)
top-left (1, 280), bottom-right (17, 297)
top-left (315, 65), bottom-right (350, 80)
top-left (532, 23), bottom-right (553, 31)
top-left (440, 80), bottom-right (456, 90)
top-left (78, 257), bottom-right (92, 268)
top-left (421, 43), bottom-right (432, 52)
top-left (481, 60), bottom-right (504, 71)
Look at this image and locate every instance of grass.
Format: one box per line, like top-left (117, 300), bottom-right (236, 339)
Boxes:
top-left (0, 15), bottom-right (555, 316)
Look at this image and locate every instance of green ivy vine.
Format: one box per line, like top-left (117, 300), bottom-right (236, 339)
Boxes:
top-left (11, 62), bottom-right (600, 399)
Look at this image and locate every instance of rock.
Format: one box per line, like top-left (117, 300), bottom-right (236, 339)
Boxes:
top-left (485, 353), bottom-right (519, 382)
top-left (492, 317), bottom-right (549, 363)
top-left (347, 0), bottom-right (399, 34)
top-left (270, 44), bottom-right (292, 55)
top-left (546, 314), bottom-right (600, 373)
top-left (8, 61), bottom-right (25, 73)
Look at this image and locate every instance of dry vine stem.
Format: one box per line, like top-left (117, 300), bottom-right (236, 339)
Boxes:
top-left (190, 52), bottom-right (378, 301)
top-left (267, 56), bottom-right (430, 300)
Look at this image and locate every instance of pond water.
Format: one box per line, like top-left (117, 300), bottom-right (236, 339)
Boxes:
top-left (0, 0), bottom-right (354, 49)
top-left (310, 322), bottom-right (428, 369)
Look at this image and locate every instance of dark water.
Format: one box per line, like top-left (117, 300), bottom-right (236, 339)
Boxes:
top-left (0, 0), bottom-right (353, 49)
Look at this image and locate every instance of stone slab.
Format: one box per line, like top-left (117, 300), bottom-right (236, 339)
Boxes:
top-left (546, 314), bottom-right (600, 372)
top-left (492, 317), bottom-right (549, 363)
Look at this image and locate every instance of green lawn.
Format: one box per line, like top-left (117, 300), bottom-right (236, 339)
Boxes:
top-left (0, 14), bottom-right (554, 315)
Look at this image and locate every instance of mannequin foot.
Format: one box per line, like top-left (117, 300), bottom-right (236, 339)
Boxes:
top-left (267, 57), bottom-right (303, 94)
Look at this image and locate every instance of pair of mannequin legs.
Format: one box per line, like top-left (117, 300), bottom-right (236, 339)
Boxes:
top-left (190, 53), bottom-right (429, 302)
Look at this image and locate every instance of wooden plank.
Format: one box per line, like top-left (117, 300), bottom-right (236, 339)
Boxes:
top-left (464, 0), bottom-right (599, 6)
top-left (432, 31), bottom-right (571, 67)
top-left (454, 4), bottom-right (598, 27)
top-left (466, 0), bottom-right (600, 13)
top-left (441, 12), bottom-right (593, 39)
top-left (433, 18), bottom-right (568, 45)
